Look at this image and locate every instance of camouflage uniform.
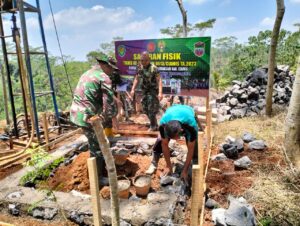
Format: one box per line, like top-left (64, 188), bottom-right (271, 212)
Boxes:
top-left (137, 63), bottom-right (160, 127)
top-left (70, 65), bottom-right (116, 177)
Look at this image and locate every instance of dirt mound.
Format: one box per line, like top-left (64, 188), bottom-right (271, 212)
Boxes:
top-left (47, 151), bottom-right (168, 195)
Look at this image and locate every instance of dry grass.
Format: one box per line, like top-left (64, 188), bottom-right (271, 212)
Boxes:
top-left (213, 111), bottom-right (300, 225)
top-left (245, 168), bottom-right (300, 226)
top-left (213, 111), bottom-right (287, 149)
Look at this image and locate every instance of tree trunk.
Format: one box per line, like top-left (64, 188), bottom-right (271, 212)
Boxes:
top-left (265, 0), bottom-right (285, 116)
top-left (176, 0), bottom-right (187, 37)
top-left (285, 56), bottom-right (300, 168)
top-left (90, 116), bottom-right (120, 226)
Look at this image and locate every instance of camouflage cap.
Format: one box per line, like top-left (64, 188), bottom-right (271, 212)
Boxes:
top-left (96, 55), bottom-right (119, 70)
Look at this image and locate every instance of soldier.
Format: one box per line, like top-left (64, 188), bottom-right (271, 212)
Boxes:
top-left (130, 51), bottom-right (163, 131)
top-left (70, 55), bottom-right (120, 184)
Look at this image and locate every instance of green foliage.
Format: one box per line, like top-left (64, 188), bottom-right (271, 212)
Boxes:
top-left (86, 36), bottom-right (123, 64)
top-left (211, 27), bottom-right (300, 89)
top-left (20, 149), bottom-right (64, 186)
top-left (160, 19), bottom-right (216, 37)
top-left (27, 188), bottom-right (57, 214)
top-left (259, 217), bottom-right (273, 226)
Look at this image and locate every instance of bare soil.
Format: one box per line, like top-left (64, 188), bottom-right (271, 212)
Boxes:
top-left (46, 151), bottom-right (168, 197)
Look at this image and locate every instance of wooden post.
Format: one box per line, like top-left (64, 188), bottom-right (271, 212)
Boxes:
top-left (90, 116), bottom-right (120, 226)
top-left (198, 132), bottom-right (205, 226)
top-left (206, 109), bottom-right (212, 151)
top-left (41, 113), bottom-right (50, 151)
top-left (191, 165), bottom-right (201, 226)
top-left (87, 157), bottom-right (102, 226)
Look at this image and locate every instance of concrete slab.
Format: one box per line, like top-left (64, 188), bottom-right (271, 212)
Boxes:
top-left (0, 135), bottom-right (186, 225)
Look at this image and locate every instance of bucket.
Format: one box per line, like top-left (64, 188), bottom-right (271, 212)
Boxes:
top-left (133, 175), bottom-right (151, 196)
top-left (112, 148), bottom-right (130, 166)
top-left (118, 179), bottom-right (131, 199)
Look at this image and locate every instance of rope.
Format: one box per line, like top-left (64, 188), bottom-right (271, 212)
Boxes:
top-left (48, 0), bottom-right (73, 98)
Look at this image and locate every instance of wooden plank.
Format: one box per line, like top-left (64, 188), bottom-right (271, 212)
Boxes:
top-left (206, 109), bottom-right (212, 151)
top-left (87, 157), bottom-right (102, 226)
top-left (190, 165), bottom-right (201, 226)
top-left (0, 221), bottom-right (15, 226)
top-left (41, 128), bottom-right (82, 149)
top-left (113, 129), bottom-right (158, 136)
top-left (198, 132), bottom-right (205, 213)
top-left (41, 113), bottom-right (50, 151)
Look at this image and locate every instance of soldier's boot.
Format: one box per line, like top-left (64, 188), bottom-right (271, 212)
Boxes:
top-left (104, 128), bottom-right (114, 137)
top-left (148, 116), bottom-right (158, 131)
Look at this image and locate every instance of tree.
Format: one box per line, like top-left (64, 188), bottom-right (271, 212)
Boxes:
top-left (265, 0), bottom-right (285, 116)
top-left (285, 56), bottom-right (300, 168)
top-left (86, 37), bottom-right (123, 64)
top-left (175, 0), bottom-right (187, 37)
top-left (160, 20), bottom-right (216, 38)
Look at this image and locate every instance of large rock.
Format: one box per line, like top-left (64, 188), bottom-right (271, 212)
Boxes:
top-left (222, 144), bottom-right (239, 159)
top-left (224, 197), bottom-right (256, 226)
top-left (231, 138), bottom-right (244, 152)
top-left (211, 153), bottom-right (227, 161)
top-left (229, 98), bottom-right (238, 107)
top-left (248, 140), bottom-right (267, 150)
top-left (212, 208), bottom-right (226, 226)
top-left (31, 207), bottom-right (58, 220)
top-left (231, 108), bottom-right (247, 119)
top-left (205, 198), bottom-right (219, 209)
top-left (242, 132), bottom-right (256, 143)
top-left (234, 156), bottom-right (252, 169)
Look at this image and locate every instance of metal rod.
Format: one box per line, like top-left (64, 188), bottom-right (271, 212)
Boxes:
top-left (6, 51), bottom-right (46, 55)
top-left (36, 0), bottom-right (61, 128)
top-left (12, 13), bottom-right (30, 137)
top-left (0, 64), bottom-right (10, 125)
top-left (18, 0), bottom-right (40, 141)
top-left (0, 14), bottom-right (18, 137)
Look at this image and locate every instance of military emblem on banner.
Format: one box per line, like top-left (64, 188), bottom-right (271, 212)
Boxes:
top-left (194, 41), bottom-right (205, 57)
top-left (147, 42), bottom-right (156, 52)
top-left (117, 45), bottom-right (126, 57)
top-left (158, 40), bottom-right (166, 52)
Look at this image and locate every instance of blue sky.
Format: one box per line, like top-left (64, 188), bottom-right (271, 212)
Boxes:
top-left (3, 0), bottom-right (299, 61)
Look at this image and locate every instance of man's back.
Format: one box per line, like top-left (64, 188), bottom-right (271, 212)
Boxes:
top-left (160, 104), bottom-right (198, 132)
top-left (70, 65), bottom-right (110, 127)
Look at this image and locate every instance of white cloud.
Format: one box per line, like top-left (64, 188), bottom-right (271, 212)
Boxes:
top-left (260, 17), bottom-right (274, 27)
top-left (163, 15), bottom-right (173, 23)
top-left (22, 5), bottom-right (157, 60)
top-left (183, 0), bottom-right (209, 5)
top-left (290, 0), bottom-right (300, 3)
top-left (219, 0), bottom-right (232, 6)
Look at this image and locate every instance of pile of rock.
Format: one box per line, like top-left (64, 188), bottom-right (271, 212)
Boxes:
top-left (212, 132), bottom-right (267, 170)
top-left (217, 65), bottom-right (294, 120)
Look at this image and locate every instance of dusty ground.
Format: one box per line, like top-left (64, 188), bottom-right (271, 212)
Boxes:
top-left (202, 111), bottom-right (300, 226)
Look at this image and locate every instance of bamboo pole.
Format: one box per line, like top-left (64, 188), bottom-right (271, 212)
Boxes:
top-left (190, 165), bottom-right (201, 226)
top-left (41, 113), bottom-right (50, 151)
top-left (90, 116), bottom-right (120, 226)
top-left (87, 157), bottom-right (102, 226)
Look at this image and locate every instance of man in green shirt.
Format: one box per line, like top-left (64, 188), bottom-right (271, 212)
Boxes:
top-left (70, 56), bottom-right (119, 182)
top-left (130, 52), bottom-right (163, 131)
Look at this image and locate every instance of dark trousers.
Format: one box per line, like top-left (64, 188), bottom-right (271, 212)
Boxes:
top-left (83, 127), bottom-right (105, 179)
top-left (151, 137), bottom-right (198, 165)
